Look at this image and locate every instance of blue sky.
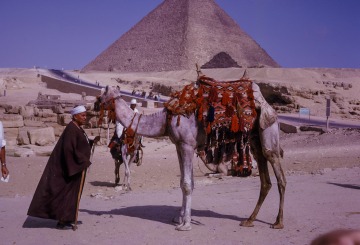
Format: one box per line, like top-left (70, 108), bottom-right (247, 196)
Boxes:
top-left (0, 0), bottom-right (359, 69)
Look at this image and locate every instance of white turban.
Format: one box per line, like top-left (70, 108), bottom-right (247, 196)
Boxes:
top-left (70, 105), bottom-right (86, 116)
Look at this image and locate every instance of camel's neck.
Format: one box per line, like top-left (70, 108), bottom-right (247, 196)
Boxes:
top-left (114, 98), bottom-right (167, 137)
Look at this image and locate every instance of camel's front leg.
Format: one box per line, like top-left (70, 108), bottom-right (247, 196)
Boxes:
top-left (174, 143), bottom-right (194, 231)
top-left (267, 151), bottom-right (286, 229)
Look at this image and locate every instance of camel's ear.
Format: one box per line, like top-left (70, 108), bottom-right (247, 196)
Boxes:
top-left (100, 87), bottom-right (106, 95)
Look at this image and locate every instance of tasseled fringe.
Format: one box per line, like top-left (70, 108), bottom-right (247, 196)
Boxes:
top-left (217, 127), bottom-right (223, 142)
top-left (208, 87), bottom-right (218, 103)
top-left (225, 142), bottom-right (235, 162)
top-left (210, 128), bottom-right (217, 146)
top-left (179, 85), bottom-right (189, 104)
top-left (230, 115), bottom-right (239, 132)
top-left (213, 146), bottom-right (220, 164)
top-left (197, 86), bottom-right (203, 99)
top-left (206, 123), bottom-right (211, 134)
top-left (207, 105), bottom-right (215, 122)
top-left (245, 142), bottom-right (252, 166)
top-left (232, 93), bottom-right (240, 107)
top-left (221, 91), bottom-right (231, 106)
top-left (206, 148), bottom-right (213, 163)
top-left (225, 105), bottom-right (234, 117)
top-left (197, 105), bottom-right (203, 121)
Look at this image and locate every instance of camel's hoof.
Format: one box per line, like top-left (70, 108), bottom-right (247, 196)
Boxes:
top-left (175, 223), bottom-right (192, 231)
top-left (270, 223), bottom-right (284, 229)
top-left (240, 220), bottom-right (254, 227)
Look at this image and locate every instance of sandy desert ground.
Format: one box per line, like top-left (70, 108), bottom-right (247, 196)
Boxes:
top-left (0, 68), bottom-right (359, 245)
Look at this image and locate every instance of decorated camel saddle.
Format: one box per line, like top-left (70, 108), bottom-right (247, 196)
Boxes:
top-left (165, 75), bottom-right (258, 177)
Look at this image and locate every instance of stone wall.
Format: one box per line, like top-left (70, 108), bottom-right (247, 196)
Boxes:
top-left (0, 103), bottom-right (114, 147)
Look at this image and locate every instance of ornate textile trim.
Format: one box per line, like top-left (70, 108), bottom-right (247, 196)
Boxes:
top-left (164, 75), bottom-right (258, 177)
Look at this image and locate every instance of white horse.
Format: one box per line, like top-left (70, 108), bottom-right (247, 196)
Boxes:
top-left (111, 133), bottom-right (143, 190)
top-left (95, 96), bottom-right (143, 191)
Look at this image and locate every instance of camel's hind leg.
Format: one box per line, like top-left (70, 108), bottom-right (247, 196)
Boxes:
top-left (246, 122), bottom-right (286, 229)
top-left (262, 122), bottom-right (286, 229)
top-left (240, 132), bottom-right (272, 228)
top-left (265, 149), bottom-right (286, 229)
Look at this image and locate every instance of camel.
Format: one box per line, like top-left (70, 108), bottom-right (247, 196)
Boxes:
top-left (98, 76), bottom-right (286, 231)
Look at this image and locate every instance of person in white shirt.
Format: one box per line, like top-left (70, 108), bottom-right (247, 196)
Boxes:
top-left (115, 98), bottom-right (139, 138)
top-left (0, 121), bottom-right (8, 180)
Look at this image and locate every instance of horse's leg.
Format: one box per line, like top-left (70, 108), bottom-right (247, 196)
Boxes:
top-left (174, 143), bottom-right (194, 231)
top-left (121, 145), bottom-right (131, 191)
top-left (240, 130), bottom-right (272, 228)
top-left (262, 123), bottom-right (286, 229)
top-left (126, 153), bottom-right (136, 191)
top-left (114, 159), bottom-right (121, 186)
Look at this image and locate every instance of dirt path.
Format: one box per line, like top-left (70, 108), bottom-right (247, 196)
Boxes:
top-left (1, 167), bottom-right (359, 245)
top-left (1, 128), bottom-right (360, 245)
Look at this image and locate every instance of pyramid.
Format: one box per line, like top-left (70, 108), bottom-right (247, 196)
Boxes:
top-left (201, 52), bottom-right (241, 69)
top-left (82, 0), bottom-right (279, 73)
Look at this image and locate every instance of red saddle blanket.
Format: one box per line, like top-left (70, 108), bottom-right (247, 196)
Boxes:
top-left (165, 75), bottom-right (257, 177)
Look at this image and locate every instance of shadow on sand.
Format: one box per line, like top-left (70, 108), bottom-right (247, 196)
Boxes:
top-left (22, 217), bottom-right (83, 229)
top-left (89, 181), bottom-right (115, 188)
top-left (80, 205), bottom-right (271, 227)
top-left (327, 182), bottom-right (360, 190)
top-left (22, 217), bottom-right (57, 229)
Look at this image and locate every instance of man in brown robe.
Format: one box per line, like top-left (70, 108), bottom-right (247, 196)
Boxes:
top-left (27, 105), bottom-right (100, 230)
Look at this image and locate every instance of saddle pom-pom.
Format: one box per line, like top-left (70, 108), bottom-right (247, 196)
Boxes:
top-left (206, 123), bottom-right (211, 134)
top-left (230, 115), bottom-right (240, 132)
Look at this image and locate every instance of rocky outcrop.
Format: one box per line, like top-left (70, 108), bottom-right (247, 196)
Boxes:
top-left (28, 127), bottom-right (56, 146)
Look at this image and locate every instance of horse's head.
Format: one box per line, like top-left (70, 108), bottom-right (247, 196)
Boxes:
top-left (95, 86), bottom-right (118, 126)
